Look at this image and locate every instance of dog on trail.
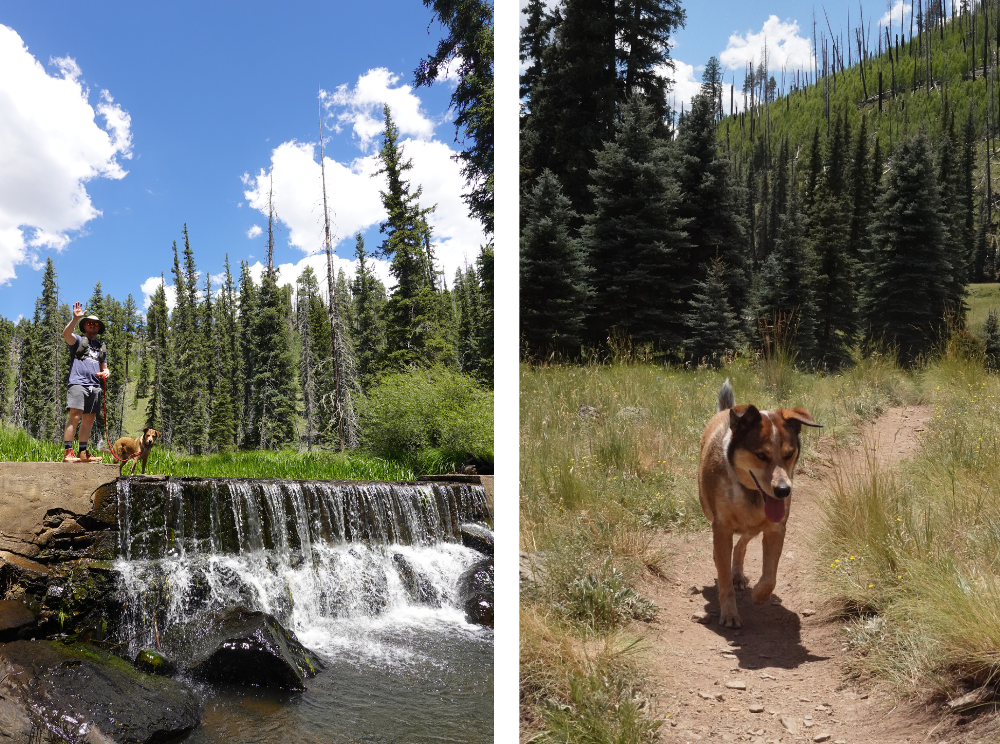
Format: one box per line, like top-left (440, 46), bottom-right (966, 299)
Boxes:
top-left (697, 379), bottom-right (821, 628)
top-left (111, 428), bottom-right (160, 475)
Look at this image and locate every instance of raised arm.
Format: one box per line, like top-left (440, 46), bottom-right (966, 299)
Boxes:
top-left (63, 302), bottom-right (84, 345)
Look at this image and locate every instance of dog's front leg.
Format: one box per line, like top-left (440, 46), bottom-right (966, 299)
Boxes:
top-left (713, 523), bottom-right (741, 628)
top-left (731, 532), bottom-right (754, 590)
top-left (752, 524), bottom-right (785, 604)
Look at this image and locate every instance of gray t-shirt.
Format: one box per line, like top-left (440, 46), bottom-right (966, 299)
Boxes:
top-left (67, 334), bottom-right (106, 387)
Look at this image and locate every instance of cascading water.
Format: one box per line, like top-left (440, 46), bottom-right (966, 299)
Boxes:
top-left (109, 477), bottom-right (494, 743)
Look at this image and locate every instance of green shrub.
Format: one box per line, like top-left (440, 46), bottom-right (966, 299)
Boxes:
top-left (359, 366), bottom-right (493, 468)
top-left (559, 558), bottom-right (657, 632)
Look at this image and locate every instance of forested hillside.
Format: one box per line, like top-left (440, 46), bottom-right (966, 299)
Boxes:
top-left (520, 0), bottom-right (1000, 367)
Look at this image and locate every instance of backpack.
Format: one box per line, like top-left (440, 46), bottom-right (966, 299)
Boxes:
top-left (74, 335), bottom-right (105, 361)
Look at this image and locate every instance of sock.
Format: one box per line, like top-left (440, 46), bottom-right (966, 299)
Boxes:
top-left (64, 441), bottom-right (74, 452)
top-left (79, 441), bottom-right (88, 454)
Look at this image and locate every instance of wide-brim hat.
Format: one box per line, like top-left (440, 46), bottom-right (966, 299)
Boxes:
top-left (78, 315), bottom-right (106, 335)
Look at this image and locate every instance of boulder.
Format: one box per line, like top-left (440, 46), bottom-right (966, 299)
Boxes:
top-left (160, 606), bottom-right (322, 690)
top-left (392, 553), bottom-right (440, 606)
top-left (0, 640), bottom-right (200, 744)
top-left (134, 648), bottom-right (177, 676)
top-left (0, 599), bottom-right (36, 641)
top-left (458, 557), bottom-right (494, 627)
top-left (459, 523), bottom-right (494, 556)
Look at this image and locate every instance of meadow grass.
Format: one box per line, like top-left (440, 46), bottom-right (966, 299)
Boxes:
top-left (966, 283), bottom-right (1000, 331)
top-left (817, 347), bottom-right (1000, 696)
top-left (0, 424), bottom-right (415, 481)
top-left (520, 350), bottom-right (920, 740)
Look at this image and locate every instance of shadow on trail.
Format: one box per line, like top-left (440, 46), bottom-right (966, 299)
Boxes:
top-left (697, 584), bottom-right (829, 670)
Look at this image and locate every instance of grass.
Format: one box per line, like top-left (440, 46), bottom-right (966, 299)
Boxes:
top-left (519, 349), bottom-right (921, 740)
top-left (0, 423), bottom-right (416, 481)
top-left (816, 349), bottom-right (1000, 700)
top-left (966, 283), bottom-right (1000, 331)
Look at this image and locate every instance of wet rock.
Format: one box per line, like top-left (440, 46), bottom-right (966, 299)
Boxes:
top-left (459, 523), bottom-right (494, 556)
top-left (458, 557), bottom-right (493, 627)
top-left (161, 606), bottom-right (322, 691)
top-left (0, 599), bottom-right (36, 641)
top-left (0, 640), bottom-right (200, 744)
top-left (392, 553), bottom-right (440, 606)
top-left (134, 648), bottom-right (177, 676)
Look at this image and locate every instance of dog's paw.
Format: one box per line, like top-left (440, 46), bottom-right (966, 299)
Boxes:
top-left (751, 583), bottom-right (774, 605)
top-left (718, 610), bottom-right (742, 629)
top-left (732, 572), bottom-right (749, 591)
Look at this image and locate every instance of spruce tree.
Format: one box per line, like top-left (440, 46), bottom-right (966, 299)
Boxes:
top-left (144, 280), bottom-right (170, 434)
top-left (984, 309), bottom-right (1000, 372)
top-left (0, 317), bottom-right (14, 422)
top-left (962, 111), bottom-right (980, 282)
top-left (804, 127), bottom-right (822, 211)
top-left (674, 81), bottom-right (748, 327)
top-left (237, 262), bottom-right (259, 447)
top-left (615, 0), bottom-right (686, 127)
top-left (866, 132), bottom-right (950, 365)
top-left (376, 105), bottom-right (451, 369)
top-left (252, 271), bottom-right (299, 449)
top-left (582, 95), bottom-right (685, 349)
top-left (520, 169), bottom-right (589, 356)
top-left (37, 259), bottom-right (63, 441)
top-left (937, 112), bottom-right (969, 321)
top-left (351, 234), bottom-right (387, 386)
top-left (475, 244), bottom-right (494, 383)
top-left (684, 258), bottom-right (738, 365)
top-left (755, 192), bottom-right (818, 361)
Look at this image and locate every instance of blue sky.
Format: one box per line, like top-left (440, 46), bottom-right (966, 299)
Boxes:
top-left (0, 0), bottom-right (486, 321)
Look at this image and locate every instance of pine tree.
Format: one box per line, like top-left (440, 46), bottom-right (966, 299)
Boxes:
top-left (866, 132), bottom-right (950, 365)
top-left (414, 0), bottom-right (494, 235)
top-left (252, 271), bottom-right (299, 449)
top-left (237, 261), bottom-right (259, 447)
top-left (520, 169), bottom-right (590, 356)
top-left (296, 267), bottom-right (322, 448)
top-left (38, 259), bottom-right (64, 441)
top-left (475, 244), bottom-right (494, 384)
top-left (351, 234), bottom-right (387, 386)
top-left (962, 110), bottom-right (979, 282)
top-left (684, 258), bottom-right (738, 365)
top-left (937, 111), bottom-right (969, 321)
top-left (583, 95), bottom-right (686, 349)
top-left (804, 127), bottom-right (822, 211)
top-left (519, 0), bottom-right (617, 218)
top-left (755, 192), bottom-right (818, 361)
top-left (144, 279), bottom-right (170, 435)
top-left (674, 83), bottom-right (748, 328)
top-left (615, 0), bottom-right (686, 127)
top-left (376, 105), bottom-right (451, 369)
top-left (0, 317), bottom-right (14, 422)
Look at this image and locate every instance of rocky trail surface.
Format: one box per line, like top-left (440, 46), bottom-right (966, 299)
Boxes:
top-left (641, 406), bottom-right (997, 744)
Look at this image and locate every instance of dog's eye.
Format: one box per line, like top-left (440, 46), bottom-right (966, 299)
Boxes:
top-left (755, 452), bottom-right (768, 462)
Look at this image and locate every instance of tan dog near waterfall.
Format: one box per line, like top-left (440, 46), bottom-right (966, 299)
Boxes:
top-left (697, 379), bottom-right (820, 628)
top-left (111, 428), bottom-right (160, 475)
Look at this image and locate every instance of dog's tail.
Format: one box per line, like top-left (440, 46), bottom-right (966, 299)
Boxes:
top-left (718, 378), bottom-right (735, 412)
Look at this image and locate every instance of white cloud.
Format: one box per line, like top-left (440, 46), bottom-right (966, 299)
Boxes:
top-left (326, 68), bottom-right (436, 151)
top-left (243, 138), bottom-right (484, 286)
top-left (247, 225), bottom-right (262, 239)
top-left (666, 60), bottom-right (737, 119)
top-left (140, 275), bottom-right (177, 311)
top-left (879, 1), bottom-right (913, 30)
top-left (0, 26), bottom-right (132, 284)
top-left (245, 252), bottom-right (392, 307)
top-left (720, 15), bottom-right (814, 73)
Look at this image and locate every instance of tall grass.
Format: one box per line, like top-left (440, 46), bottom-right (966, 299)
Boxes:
top-left (817, 349), bottom-right (1000, 695)
top-left (0, 424), bottom-right (415, 480)
top-left (520, 351), bottom-right (916, 739)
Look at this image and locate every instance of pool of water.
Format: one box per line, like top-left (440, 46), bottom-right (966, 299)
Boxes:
top-left (181, 610), bottom-right (494, 743)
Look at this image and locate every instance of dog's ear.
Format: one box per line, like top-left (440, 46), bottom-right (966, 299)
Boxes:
top-left (780, 408), bottom-right (822, 431)
top-left (142, 427), bottom-right (149, 434)
top-left (729, 405), bottom-right (761, 437)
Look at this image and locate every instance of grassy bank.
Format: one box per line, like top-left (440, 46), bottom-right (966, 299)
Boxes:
top-left (818, 348), bottom-right (1000, 699)
top-left (0, 425), bottom-right (415, 481)
top-left (520, 352), bottom-right (918, 741)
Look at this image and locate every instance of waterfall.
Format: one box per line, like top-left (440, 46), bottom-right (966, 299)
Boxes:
top-left (110, 478), bottom-right (491, 659)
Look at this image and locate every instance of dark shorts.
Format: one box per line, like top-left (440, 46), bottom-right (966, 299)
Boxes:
top-left (67, 385), bottom-right (101, 415)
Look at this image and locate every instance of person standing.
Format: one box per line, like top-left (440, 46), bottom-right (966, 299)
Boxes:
top-left (62, 301), bottom-right (110, 463)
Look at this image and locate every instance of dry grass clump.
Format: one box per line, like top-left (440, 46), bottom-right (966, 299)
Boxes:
top-left (817, 350), bottom-right (1000, 696)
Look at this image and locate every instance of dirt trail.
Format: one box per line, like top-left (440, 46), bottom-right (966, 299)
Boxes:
top-left (641, 406), bottom-right (989, 744)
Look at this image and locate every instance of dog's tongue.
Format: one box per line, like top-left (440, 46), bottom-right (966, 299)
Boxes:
top-left (764, 493), bottom-right (786, 523)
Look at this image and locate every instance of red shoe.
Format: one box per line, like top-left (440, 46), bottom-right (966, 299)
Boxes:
top-left (62, 449), bottom-right (80, 463)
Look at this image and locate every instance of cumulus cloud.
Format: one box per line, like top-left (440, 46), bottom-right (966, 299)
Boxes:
top-left (720, 15), bottom-right (814, 72)
top-left (0, 26), bottom-right (133, 284)
top-left (325, 68), bottom-right (436, 151)
top-left (243, 70), bottom-right (485, 286)
top-left (665, 60), bottom-right (737, 118)
top-left (244, 252), bottom-right (392, 307)
top-left (879, 1), bottom-right (913, 30)
top-left (140, 275), bottom-right (177, 311)
top-left (246, 225), bottom-right (262, 239)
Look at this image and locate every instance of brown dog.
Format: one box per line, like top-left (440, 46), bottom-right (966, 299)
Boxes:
top-left (697, 379), bottom-right (820, 628)
top-left (111, 428), bottom-right (160, 475)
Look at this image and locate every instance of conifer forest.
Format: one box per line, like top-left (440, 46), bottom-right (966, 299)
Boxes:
top-left (0, 107), bottom-right (494, 465)
top-left (520, 0), bottom-right (1000, 367)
